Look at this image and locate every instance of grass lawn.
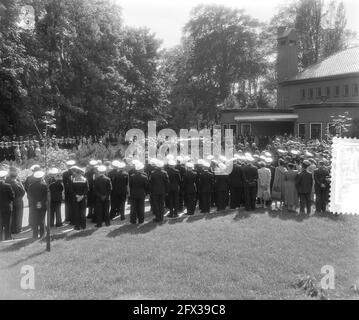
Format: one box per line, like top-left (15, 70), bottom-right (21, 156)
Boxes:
top-left (0, 208), bottom-right (359, 300)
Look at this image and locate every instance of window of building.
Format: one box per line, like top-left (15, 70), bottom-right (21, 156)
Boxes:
top-left (298, 123), bottom-right (305, 139)
top-left (343, 84), bottom-right (349, 97)
top-left (308, 88), bottom-right (314, 100)
top-left (310, 123), bottom-right (322, 140)
top-left (334, 86), bottom-right (340, 97)
top-left (316, 87), bottom-right (322, 98)
top-left (300, 89), bottom-right (306, 100)
top-left (326, 86), bottom-right (330, 97)
top-left (241, 123), bottom-right (251, 136)
top-left (353, 84), bottom-right (358, 96)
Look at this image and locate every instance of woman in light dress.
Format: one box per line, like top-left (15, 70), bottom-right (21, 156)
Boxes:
top-left (271, 159), bottom-right (287, 211)
top-left (257, 162), bottom-right (271, 208)
top-left (284, 163), bottom-right (299, 212)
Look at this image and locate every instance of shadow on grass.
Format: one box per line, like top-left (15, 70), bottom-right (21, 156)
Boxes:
top-left (0, 237), bottom-right (38, 253)
top-left (311, 211), bottom-right (347, 221)
top-left (106, 220), bottom-right (158, 238)
top-left (49, 227), bottom-right (97, 242)
top-left (8, 250), bottom-right (46, 268)
top-left (233, 210), bottom-right (251, 220)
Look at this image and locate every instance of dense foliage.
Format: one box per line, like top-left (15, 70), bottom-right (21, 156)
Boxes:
top-left (0, 0), bottom-right (356, 135)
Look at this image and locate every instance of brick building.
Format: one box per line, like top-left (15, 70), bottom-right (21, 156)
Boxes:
top-left (220, 27), bottom-right (359, 140)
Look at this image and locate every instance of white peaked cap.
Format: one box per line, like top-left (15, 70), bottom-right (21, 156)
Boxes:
top-left (111, 160), bottom-right (121, 168)
top-left (197, 159), bottom-right (204, 165)
top-left (135, 162), bottom-right (144, 170)
top-left (30, 164), bottom-right (40, 171)
top-left (34, 171), bottom-right (45, 179)
top-left (97, 165), bottom-right (107, 173)
top-left (185, 162), bottom-right (194, 169)
top-left (166, 154), bottom-right (175, 160)
top-left (89, 160), bottom-right (98, 166)
top-left (183, 155), bottom-right (191, 162)
top-left (117, 162), bottom-right (126, 168)
top-left (202, 161), bottom-right (210, 168)
top-left (168, 159), bottom-right (176, 166)
top-left (219, 155), bottom-right (227, 161)
top-left (206, 155), bottom-right (214, 160)
top-left (49, 167), bottom-right (59, 175)
top-left (264, 151), bottom-right (272, 157)
top-left (66, 160), bottom-right (76, 166)
top-left (0, 170), bottom-right (8, 178)
top-left (265, 157), bottom-right (273, 163)
top-left (156, 160), bottom-right (164, 168)
top-left (176, 155), bottom-right (183, 163)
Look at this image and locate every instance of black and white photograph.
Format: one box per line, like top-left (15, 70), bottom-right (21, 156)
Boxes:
top-left (0, 0), bottom-right (359, 306)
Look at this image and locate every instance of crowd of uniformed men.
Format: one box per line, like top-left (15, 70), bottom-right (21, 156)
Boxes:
top-left (0, 141), bottom-right (331, 241)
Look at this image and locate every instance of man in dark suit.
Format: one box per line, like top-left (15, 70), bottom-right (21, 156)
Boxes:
top-left (166, 159), bottom-right (181, 218)
top-left (110, 161), bottom-right (129, 220)
top-left (27, 171), bottom-right (47, 239)
top-left (229, 158), bottom-right (245, 209)
top-left (0, 170), bottom-right (15, 241)
top-left (242, 158), bottom-right (258, 211)
top-left (198, 162), bottom-right (214, 213)
top-left (182, 162), bottom-right (198, 215)
top-left (175, 157), bottom-right (186, 212)
top-left (129, 162), bottom-right (148, 224)
top-left (149, 160), bottom-right (169, 222)
top-left (85, 160), bottom-right (97, 221)
top-left (296, 160), bottom-right (313, 215)
top-left (63, 160), bottom-right (76, 224)
top-left (313, 160), bottom-right (330, 213)
top-left (93, 165), bottom-right (112, 227)
top-left (214, 164), bottom-right (230, 211)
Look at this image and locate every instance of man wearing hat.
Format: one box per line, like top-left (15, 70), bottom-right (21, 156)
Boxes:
top-left (175, 156), bottom-right (186, 213)
top-left (214, 163), bottom-right (230, 211)
top-left (242, 156), bottom-right (259, 211)
top-left (27, 171), bottom-right (47, 239)
top-left (295, 160), bottom-right (313, 216)
top-left (63, 160), bottom-right (76, 224)
top-left (149, 160), bottom-right (169, 223)
top-left (93, 165), bottom-right (112, 227)
top-left (313, 160), bottom-right (330, 214)
top-left (5, 167), bottom-right (25, 234)
top-left (129, 162), bottom-right (148, 224)
top-left (24, 164), bottom-right (41, 227)
top-left (166, 159), bottom-right (181, 218)
top-left (85, 160), bottom-right (98, 221)
top-left (182, 162), bottom-right (198, 215)
top-left (198, 161), bottom-right (214, 214)
top-left (110, 161), bottom-right (128, 221)
top-left (48, 168), bottom-right (64, 227)
top-left (229, 157), bottom-right (245, 209)
top-left (0, 170), bottom-right (15, 241)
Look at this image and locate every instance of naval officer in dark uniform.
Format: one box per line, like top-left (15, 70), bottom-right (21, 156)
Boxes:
top-left (129, 162), bottom-right (148, 224)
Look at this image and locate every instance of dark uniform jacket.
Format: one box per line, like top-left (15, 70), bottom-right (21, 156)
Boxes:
top-left (313, 167), bottom-right (330, 190)
top-left (62, 170), bottom-right (73, 197)
top-left (5, 177), bottom-right (25, 201)
top-left (149, 169), bottom-right (169, 195)
top-left (198, 170), bottom-right (214, 193)
top-left (93, 175), bottom-right (112, 200)
top-left (182, 171), bottom-right (198, 194)
top-left (0, 181), bottom-right (15, 211)
top-left (27, 180), bottom-right (47, 209)
top-left (129, 172), bottom-right (149, 199)
top-left (295, 170), bottom-right (313, 194)
top-left (167, 167), bottom-right (181, 192)
top-left (49, 179), bottom-right (64, 202)
top-left (215, 174), bottom-right (230, 192)
top-left (242, 164), bottom-right (258, 185)
top-left (112, 170), bottom-right (129, 196)
top-left (229, 163), bottom-right (245, 188)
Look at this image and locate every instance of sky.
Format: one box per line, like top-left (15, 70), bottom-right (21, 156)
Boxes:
top-left (115, 0), bottom-right (359, 49)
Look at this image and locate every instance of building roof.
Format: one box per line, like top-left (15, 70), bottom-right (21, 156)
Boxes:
top-left (287, 46), bottom-right (359, 82)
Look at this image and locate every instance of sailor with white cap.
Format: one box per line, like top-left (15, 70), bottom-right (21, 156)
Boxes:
top-left (129, 161), bottom-right (148, 224)
top-left (0, 170), bottom-right (15, 241)
top-left (85, 160), bottom-right (98, 221)
top-left (149, 159), bottom-right (169, 222)
top-left (48, 167), bottom-right (64, 227)
top-left (182, 162), bottom-right (197, 215)
top-left (63, 160), bottom-right (76, 224)
top-left (27, 170), bottom-right (47, 239)
top-left (214, 163), bottom-right (229, 211)
top-left (197, 160), bottom-right (214, 213)
top-left (175, 156), bottom-right (186, 213)
top-left (93, 165), bottom-right (112, 227)
top-left (109, 160), bottom-right (128, 220)
top-left (166, 159), bottom-right (181, 218)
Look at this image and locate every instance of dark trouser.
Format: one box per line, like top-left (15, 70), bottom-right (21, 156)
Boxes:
top-left (244, 186), bottom-right (257, 211)
top-left (73, 199), bottom-right (87, 230)
top-left (0, 207), bottom-right (12, 241)
top-left (178, 189), bottom-right (184, 212)
top-left (200, 192), bottom-right (211, 213)
top-left (315, 188), bottom-right (327, 213)
top-left (152, 194), bottom-right (165, 222)
top-left (11, 199), bottom-right (24, 234)
top-left (50, 201), bottom-right (62, 227)
top-left (168, 190), bottom-right (179, 216)
top-left (32, 208), bottom-right (46, 239)
top-left (299, 193), bottom-right (311, 214)
top-left (130, 197), bottom-right (145, 224)
top-left (95, 198), bottom-right (110, 227)
top-left (64, 195), bottom-right (73, 223)
top-left (216, 191), bottom-right (227, 211)
top-left (230, 187), bottom-right (244, 208)
top-left (110, 194), bottom-right (126, 219)
top-left (185, 193), bottom-right (196, 215)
